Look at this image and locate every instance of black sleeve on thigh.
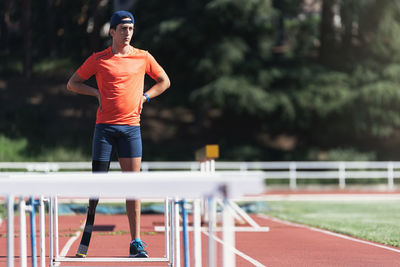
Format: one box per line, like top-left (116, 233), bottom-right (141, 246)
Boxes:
top-left (92, 160), bottom-right (110, 173)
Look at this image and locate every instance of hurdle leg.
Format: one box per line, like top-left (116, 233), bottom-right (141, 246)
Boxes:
top-left (49, 197), bottom-right (54, 267)
top-left (174, 198), bottom-right (181, 267)
top-left (7, 195), bottom-right (14, 267)
top-left (193, 199), bottom-right (202, 267)
top-left (208, 196), bottom-right (216, 267)
top-left (181, 199), bottom-right (190, 267)
top-left (222, 199), bottom-right (235, 267)
top-left (227, 200), bottom-right (259, 228)
top-left (19, 199), bottom-right (27, 267)
top-left (169, 199), bottom-right (175, 267)
top-left (164, 198), bottom-right (170, 260)
top-left (54, 197), bottom-right (59, 259)
top-left (216, 199), bottom-right (244, 225)
top-left (39, 196), bottom-right (46, 267)
top-left (29, 196), bottom-right (37, 267)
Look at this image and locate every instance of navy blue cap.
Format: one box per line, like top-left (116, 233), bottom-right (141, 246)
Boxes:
top-left (110, 10), bottom-right (134, 28)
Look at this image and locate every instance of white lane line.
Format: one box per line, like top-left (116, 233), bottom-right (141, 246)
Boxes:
top-left (154, 225), bottom-right (270, 232)
top-left (55, 221), bottom-right (85, 266)
top-left (258, 214), bottom-right (400, 254)
top-left (260, 194), bottom-right (400, 201)
top-left (202, 231), bottom-right (266, 267)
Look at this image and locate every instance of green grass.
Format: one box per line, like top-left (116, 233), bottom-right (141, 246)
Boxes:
top-left (0, 134), bottom-right (90, 162)
top-left (0, 135), bottom-right (28, 161)
top-left (33, 58), bottom-right (74, 74)
top-left (265, 178), bottom-right (399, 186)
top-left (0, 204), bottom-right (5, 221)
top-left (266, 200), bottom-right (400, 247)
top-left (0, 56), bottom-right (75, 77)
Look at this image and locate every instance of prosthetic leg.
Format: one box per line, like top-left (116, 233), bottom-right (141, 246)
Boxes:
top-left (75, 161), bottom-right (110, 257)
top-left (76, 198), bottom-right (98, 257)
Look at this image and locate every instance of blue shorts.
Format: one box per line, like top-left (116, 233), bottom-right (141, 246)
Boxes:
top-left (92, 124), bottom-right (142, 161)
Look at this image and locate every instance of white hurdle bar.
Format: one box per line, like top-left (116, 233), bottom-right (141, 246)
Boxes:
top-left (2, 171), bottom-right (265, 267)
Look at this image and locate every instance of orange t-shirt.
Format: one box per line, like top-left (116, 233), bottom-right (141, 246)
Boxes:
top-left (76, 46), bottom-right (164, 125)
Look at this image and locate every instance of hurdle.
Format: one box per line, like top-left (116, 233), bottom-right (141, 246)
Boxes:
top-left (195, 145), bottom-right (269, 229)
top-left (12, 196), bottom-right (41, 267)
top-left (196, 145), bottom-right (219, 267)
top-left (2, 171), bottom-right (265, 267)
top-left (48, 196), bottom-right (172, 265)
top-left (194, 145), bottom-right (269, 267)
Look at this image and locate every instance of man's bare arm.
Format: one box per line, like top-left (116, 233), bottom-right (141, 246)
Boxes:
top-left (67, 72), bottom-right (100, 99)
top-left (142, 70), bottom-right (171, 102)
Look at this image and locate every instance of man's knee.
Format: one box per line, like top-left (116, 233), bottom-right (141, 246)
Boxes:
top-left (92, 160), bottom-right (110, 172)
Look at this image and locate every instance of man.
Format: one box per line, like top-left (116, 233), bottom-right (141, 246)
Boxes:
top-left (67, 10), bottom-right (170, 258)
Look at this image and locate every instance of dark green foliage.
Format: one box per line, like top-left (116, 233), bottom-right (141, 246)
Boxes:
top-left (1, 0), bottom-right (400, 160)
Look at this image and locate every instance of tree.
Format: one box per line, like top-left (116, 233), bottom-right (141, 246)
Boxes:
top-left (3, 0), bottom-right (400, 160)
top-left (46, 0), bottom-right (57, 57)
top-left (23, 0), bottom-right (32, 79)
top-left (319, 0), bottom-right (337, 65)
top-left (0, 0), bottom-right (12, 51)
top-left (130, 0), bottom-right (400, 159)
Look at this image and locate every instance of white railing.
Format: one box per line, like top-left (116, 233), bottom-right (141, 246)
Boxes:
top-left (0, 161), bottom-right (399, 190)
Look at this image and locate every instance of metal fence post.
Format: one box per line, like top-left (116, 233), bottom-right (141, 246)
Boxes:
top-left (240, 162), bottom-right (247, 172)
top-left (339, 162), bottom-right (346, 189)
top-left (388, 162), bottom-right (394, 190)
top-left (289, 162), bottom-right (297, 190)
top-left (141, 162), bottom-right (149, 172)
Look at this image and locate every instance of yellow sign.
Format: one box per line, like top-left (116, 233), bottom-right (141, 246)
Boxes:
top-left (195, 144), bottom-right (219, 161)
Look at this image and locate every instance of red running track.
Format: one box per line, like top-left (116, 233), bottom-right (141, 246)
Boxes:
top-left (1, 208), bottom-right (400, 266)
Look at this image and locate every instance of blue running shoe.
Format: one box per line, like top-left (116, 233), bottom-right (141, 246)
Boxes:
top-left (129, 239), bottom-right (149, 258)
